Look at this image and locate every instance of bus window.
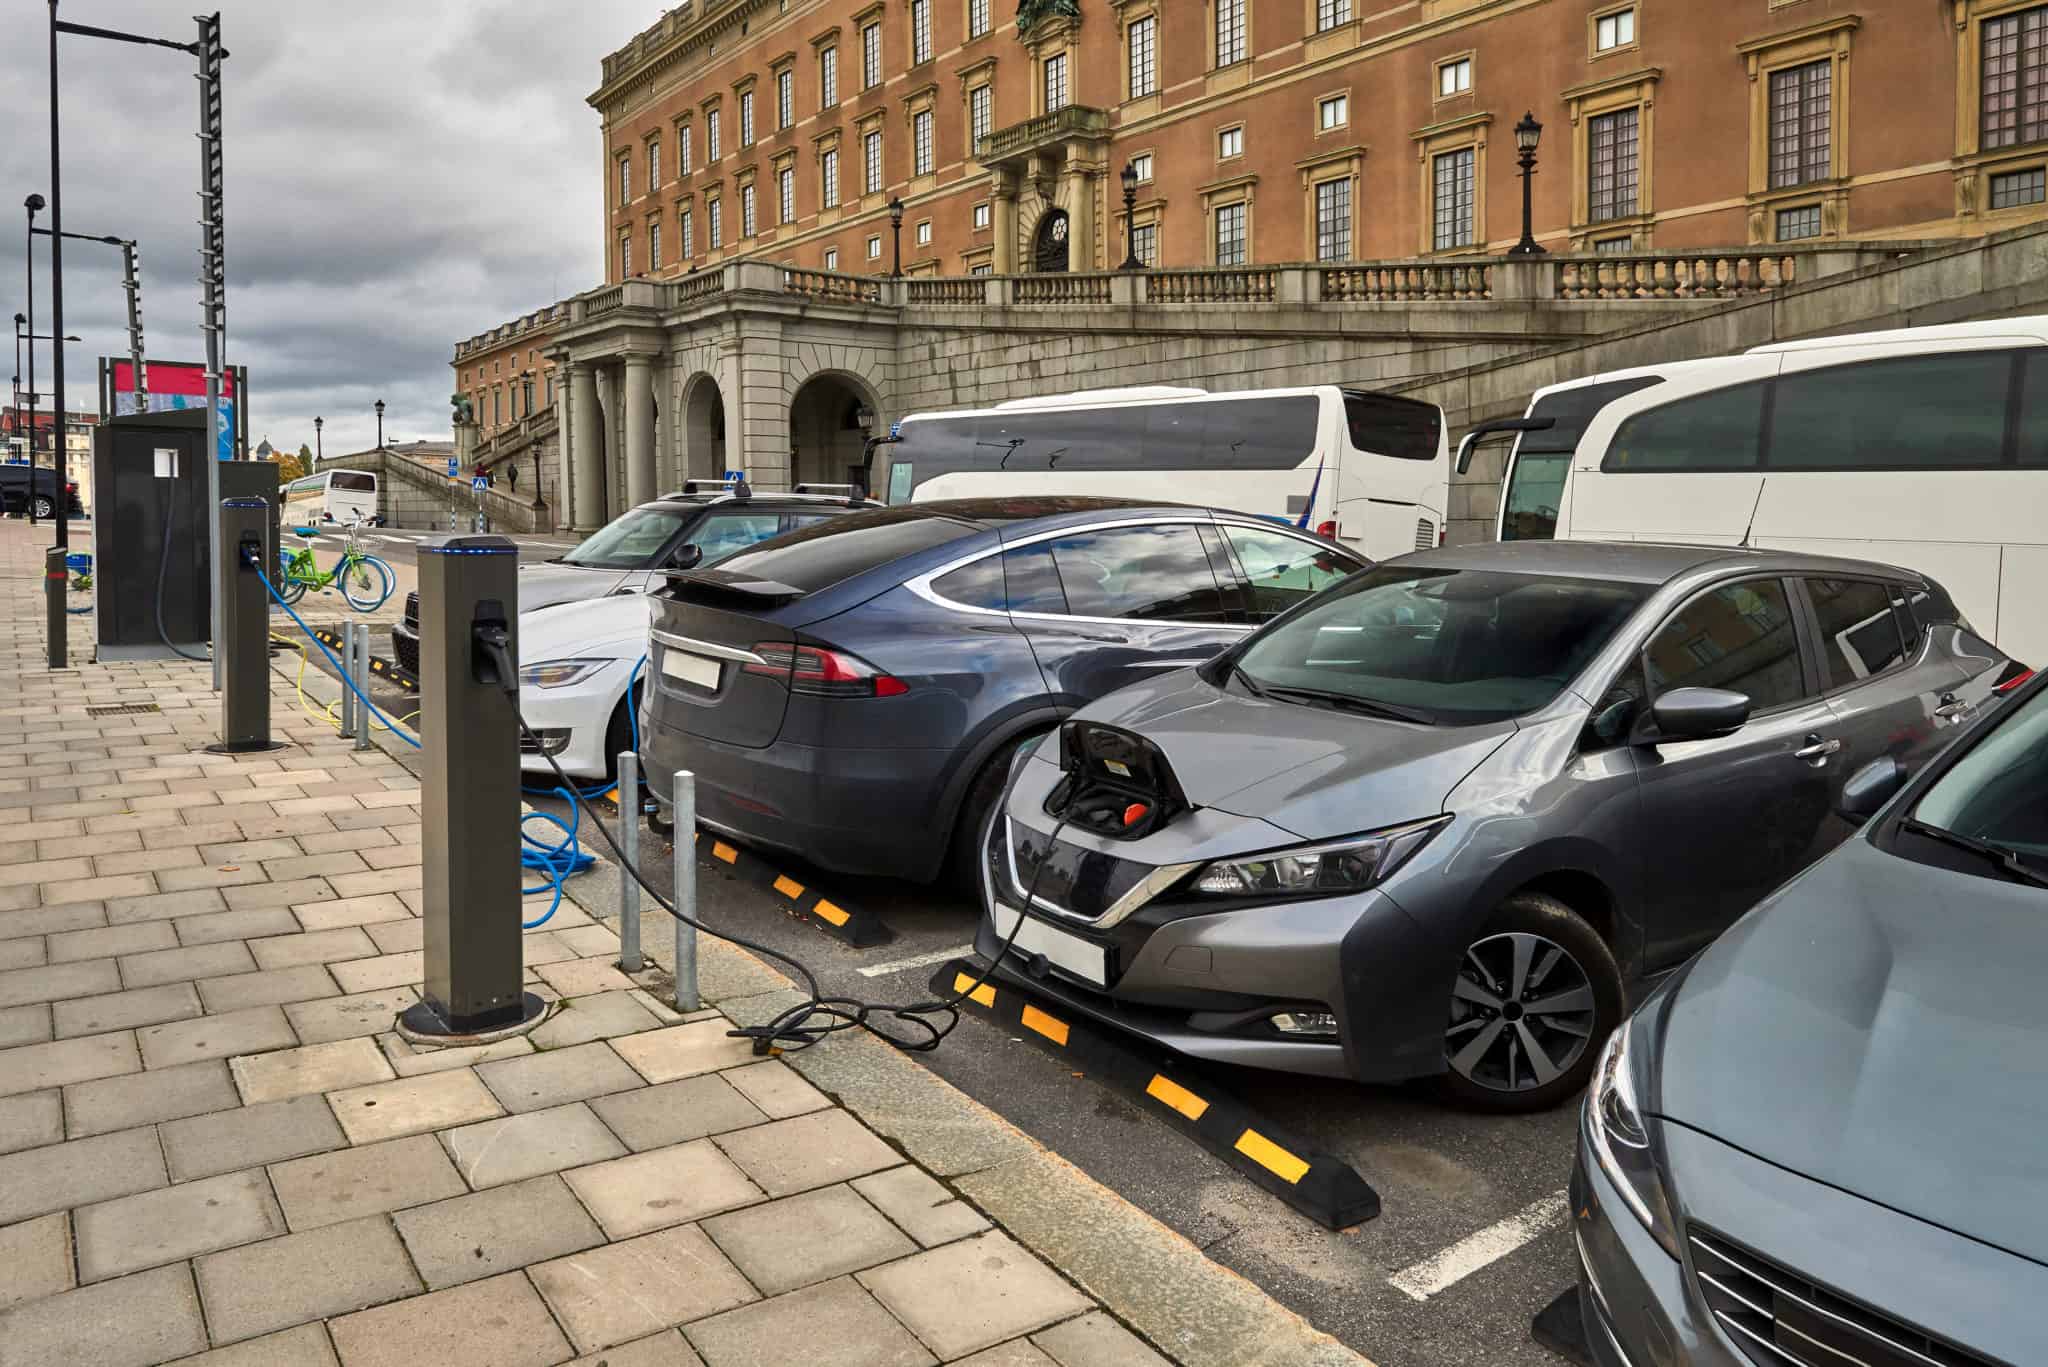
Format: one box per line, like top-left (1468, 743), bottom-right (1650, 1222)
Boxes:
top-left (887, 461), bottom-right (913, 502)
top-left (1500, 453), bottom-right (1569, 541)
top-left (1605, 381), bottom-right (1766, 471)
top-left (330, 471), bottom-right (376, 492)
top-left (2019, 351), bottom-right (2048, 466)
top-left (1771, 353), bottom-right (2009, 470)
top-left (1343, 392), bottom-right (1441, 460)
top-left (1199, 397), bottom-right (1319, 469)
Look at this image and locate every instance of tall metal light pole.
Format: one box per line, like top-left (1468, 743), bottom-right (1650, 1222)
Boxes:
top-left (375, 399), bottom-right (385, 451)
top-left (1509, 112), bottom-right (1547, 258)
top-left (888, 197), bottom-right (904, 278)
top-left (10, 314), bottom-right (22, 457)
top-left (24, 196), bottom-right (43, 526)
top-left (313, 415), bottom-right (322, 463)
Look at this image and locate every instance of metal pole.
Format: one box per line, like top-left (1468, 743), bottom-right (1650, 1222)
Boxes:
top-left (122, 239), bottom-right (145, 411)
top-left (672, 770), bottom-right (698, 1012)
top-left (617, 751), bottom-right (642, 974)
top-left (352, 625), bottom-right (372, 751)
top-left (23, 202), bottom-right (36, 525)
top-left (338, 622), bottom-right (357, 738)
top-left (46, 2), bottom-right (68, 669)
top-left (198, 12), bottom-right (225, 691)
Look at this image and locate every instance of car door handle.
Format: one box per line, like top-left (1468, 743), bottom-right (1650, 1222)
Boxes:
top-left (1934, 692), bottom-right (1975, 723)
top-left (1794, 736), bottom-right (1842, 762)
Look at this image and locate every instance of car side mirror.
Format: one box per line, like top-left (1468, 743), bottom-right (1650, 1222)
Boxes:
top-left (667, 544), bottom-right (703, 572)
top-left (1838, 756), bottom-right (1907, 824)
top-left (1643, 687), bottom-right (1751, 743)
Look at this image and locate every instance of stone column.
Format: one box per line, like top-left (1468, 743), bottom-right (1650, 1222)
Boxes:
top-left (623, 354), bottom-right (656, 508)
top-left (569, 362), bottom-right (603, 530)
top-left (1064, 150), bottom-right (1096, 272)
top-left (992, 170), bottom-right (1020, 274)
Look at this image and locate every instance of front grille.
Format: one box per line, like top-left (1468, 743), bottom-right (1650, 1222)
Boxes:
top-left (403, 591), bottom-right (419, 627)
top-left (393, 593), bottom-right (420, 677)
top-left (1690, 1229), bottom-right (2000, 1367)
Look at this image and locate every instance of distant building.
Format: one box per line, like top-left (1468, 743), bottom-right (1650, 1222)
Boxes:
top-left (1, 407), bottom-right (97, 512)
top-left (452, 303), bottom-right (567, 441)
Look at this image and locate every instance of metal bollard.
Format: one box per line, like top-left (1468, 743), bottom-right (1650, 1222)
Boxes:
top-left (338, 623), bottom-right (358, 739)
top-left (616, 751), bottom-right (642, 974)
top-left (400, 533), bottom-right (543, 1039)
top-left (673, 770), bottom-right (699, 1012)
top-left (352, 627), bottom-right (373, 752)
top-left (44, 546), bottom-right (66, 671)
top-left (208, 499), bottom-right (283, 754)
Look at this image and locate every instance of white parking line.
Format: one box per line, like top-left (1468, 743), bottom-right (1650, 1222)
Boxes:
top-left (1387, 1191), bottom-right (1570, 1303)
top-left (855, 944), bottom-right (978, 978)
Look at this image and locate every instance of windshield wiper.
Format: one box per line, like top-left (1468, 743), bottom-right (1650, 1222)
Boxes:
top-left (1228, 663), bottom-right (1268, 699)
top-left (1260, 685), bottom-right (1435, 725)
top-left (1901, 819), bottom-right (2048, 890)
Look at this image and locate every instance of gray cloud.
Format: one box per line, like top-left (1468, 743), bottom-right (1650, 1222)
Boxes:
top-left (1, 0), bottom-right (659, 455)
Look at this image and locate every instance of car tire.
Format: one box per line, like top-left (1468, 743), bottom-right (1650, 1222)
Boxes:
top-left (1434, 891), bottom-right (1623, 1114)
top-left (602, 685), bottom-right (639, 784)
top-left (946, 731), bottom-right (1045, 892)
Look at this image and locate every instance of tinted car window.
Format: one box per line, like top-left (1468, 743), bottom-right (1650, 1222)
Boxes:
top-left (1233, 567), bottom-right (1649, 724)
top-left (562, 507), bottom-right (693, 569)
top-left (933, 556), bottom-right (1005, 610)
top-left (690, 512), bottom-right (786, 564)
top-left (1645, 579), bottom-right (1804, 711)
top-left (1905, 578), bottom-right (1963, 632)
top-left (1046, 526), bottom-right (1229, 622)
top-left (711, 508), bottom-right (982, 593)
top-left (1222, 526), bottom-right (1358, 622)
top-left (1605, 381), bottom-right (1766, 471)
top-left (1003, 543), bottom-right (1068, 615)
top-left (1807, 578), bottom-right (1910, 684)
top-left (1771, 353), bottom-right (2009, 469)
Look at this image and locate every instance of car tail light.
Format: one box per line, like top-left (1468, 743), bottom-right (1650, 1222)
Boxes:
top-left (743, 642), bottom-right (909, 698)
top-left (1438, 524), bottom-right (1448, 546)
top-left (1315, 520), bottom-right (1336, 539)
top-left (1995, 664), bottom-right (2034, 694)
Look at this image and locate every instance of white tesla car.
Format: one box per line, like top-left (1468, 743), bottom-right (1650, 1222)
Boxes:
top-left (517, 593), bottom-right (651, 782)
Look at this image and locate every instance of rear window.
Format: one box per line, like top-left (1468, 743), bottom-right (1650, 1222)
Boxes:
top-left (329, 472), bottom-right (376, 492)
top-left (711, 507), bottom-right (982, 593)
top-left (1342, 392), bottom-right (1442, 461)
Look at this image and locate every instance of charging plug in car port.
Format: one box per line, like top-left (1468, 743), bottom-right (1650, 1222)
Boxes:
top-left (236, 532), bottom-right (265, 570)
top-left (1044, 720), bottom-right (1190, 840)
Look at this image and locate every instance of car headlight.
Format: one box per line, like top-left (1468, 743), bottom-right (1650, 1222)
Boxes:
top-left (519, 658), bottom-right (616, 689)
top-left (1586, 1024), bottom-right (1681, 1260)
top-left (1189, 815), bottom-right (1448, 897)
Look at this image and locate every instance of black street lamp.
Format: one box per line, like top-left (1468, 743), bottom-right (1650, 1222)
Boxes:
top-left (887, 196), bottom-right (904, 278)
top-left (23, 195), bottom-right (43, 525)
top-left (530, 447), bottom-right (543, 510)
top-left (1509, 111), bottom-right (1547, 257)
top-left (374, 398), bottom-right (385, 451)
top-left (313, 415), bottom-right (322, 463)
top-left (1117, 160), bottom-right (1144, 271)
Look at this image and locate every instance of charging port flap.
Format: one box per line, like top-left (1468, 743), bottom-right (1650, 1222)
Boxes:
top-left (1043, 720), bottom-right (1191, 841)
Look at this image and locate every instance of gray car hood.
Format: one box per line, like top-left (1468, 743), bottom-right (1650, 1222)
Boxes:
top-left (1656, 835), bottom-right (2048, 1266)
top-left (518, 562), bottom-right (633, 613)
top-left (1076, 672), bottom-right (1514, 840)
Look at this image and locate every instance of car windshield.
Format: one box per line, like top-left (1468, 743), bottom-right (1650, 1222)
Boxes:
top-left (559, 507), bottom-right (690, 569)
top-left (1231, 565), bottom-right (1651, 724)
top-left (1913, 683), bottom-right (2048, 876)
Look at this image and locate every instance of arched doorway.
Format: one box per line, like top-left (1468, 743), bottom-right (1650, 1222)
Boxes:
top-left (788, 372), bottom-right (878, 490)
top-left (1033, 209), bottom-right (1070, 272)
top-left (681, 375), bottom-right (726, 482)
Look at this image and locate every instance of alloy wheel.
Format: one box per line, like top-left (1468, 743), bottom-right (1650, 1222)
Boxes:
top-left (1445, 931), bottom-right (1598, 1093)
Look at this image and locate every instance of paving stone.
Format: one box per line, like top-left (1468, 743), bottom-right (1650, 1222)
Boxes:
top-left (558, 1331), bottom-right (704, 1367)
top-left (0, 1002), bottom-right (50, 1048)
top-left (47, 919), bottom-right (177, 962)
top-left (295, 827), bottom-right (396, 856)
top-left (50, 980), bottom-right (202, 1038)
top-left (0, 1029), bottom-right (140, 1098)
top-left (443, 1101), bottom-right (627, 1189)
top-left (0, 1088), bottom-right (62, 1154)
top-left (269, 1132), bottom-right (467, 1230)
top-left (65, 1057), bottom-right (237, 1137)
top-left (329, 949), bottom-right (421, 993)
top-left (0, 936), bottom-right (45, 970)
top-left (1032, 1312), bottom-right (1172, 1367)
top-left (612, 1019), bottom-right (758, 1084)
top-left (378, 1031), bottom-right (534, 1076)
top-left (535, 956), bottom-right (636, 997)
top-left (195, 1214), bottom-right (422, 1346)
top-left (285, 985), bottom-right (416, 1043)
top-left (565, 1138), bottom-right (765, 1239)
top-left (362, 918), bottom-right (422, 953)
top-left (328, 1271), bottom-right (572, 1367)
top-left (586, 1072), bottom-right (768, 1152)
top-left (248, 925), bottom-right (378, 970)
top-left (259, 850), bottom-right (369, 883)
top-left (153, 864), bottom-right (270, 894)
top-left (0, 855), bottom-right (92, 889)
top-left (703, 1184), bottom-right (917, 1296)
top-left (231, 1035), bottom-right (393, 1103)
top-left (197, 838), bottom-right (302, 865)
top-left (197, 963), bottom-right (339, 1012)
top-left (529, 989), bottom-right (663, 1048)
top-left (119, 939), bottom-right (257, 989)
top-left (161, 1323), bottom-right (339, 1367)
top-left (225, 876), bottom-right (340, 912)
top-left (174, 906), bottom-right (302, 946)
top-left (105, 886), bottom-right (228, 924)
top-left (0, 1211), bottom-right (74, 1310)
top-left (954, 1342), bottom-right (1059, 1367)
top-left (474, 1039), bottom-right (643, 1113)
top-left (0, 1262), bottom-right (209, 1367)
top-left (685, 1276), bottom-right (936, 1367)
top-left (160, 1091), bottom-right (347, 1181)
top-left (74, 1168), bottom-right (287, 1282)
top-left (851, 1155), bottom-right (984, 1234)
top-left (0, 901), bottom-right (107, 938)
top-left (41, 871), bottom-right (158, 907)
top-left (329, 867), bottom-right (420, 898)
top-left (859, 1232), bottom-right (1092, 1361)
top-left (531, 1223), bottom-right (759, 1354)
top-left (391, 1173), bottom-right (606, 1289)
top-left (138, 1003), bottom-right (297, 1068)
top-left (724, 1060), bottom-right (830, 1119)
top-left (290, 891), bottom-right (410, 930)
top-left (0, 956), bottom-right (120, 1007)
top-left (328, 1066), bottom-right (503, 1144)
top-left (715, 1107), bottom-right (904, 1197)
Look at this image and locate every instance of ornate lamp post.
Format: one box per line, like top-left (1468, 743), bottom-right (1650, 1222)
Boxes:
top-left (373, 398), bottom-right (385, 450)
top-left (1509, 112), bottom-right (1546, 257)
top-left (1117, 160), bottom-right (1144, 271)
top-left (887, 196), bottom-right (904, 278)
top-left (313, 415), bottom-right (322, 463)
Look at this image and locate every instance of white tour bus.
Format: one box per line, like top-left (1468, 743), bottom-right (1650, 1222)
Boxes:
top-left (283, 469), bottom-right (381, 526)
top-left (1470, 317), bottom-right (2048, 666)
top-left (885, 384), bottom-right (1450, 561)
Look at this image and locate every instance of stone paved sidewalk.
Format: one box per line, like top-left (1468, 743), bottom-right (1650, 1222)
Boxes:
top-left (0, 521), bottom-right (1188, 1367)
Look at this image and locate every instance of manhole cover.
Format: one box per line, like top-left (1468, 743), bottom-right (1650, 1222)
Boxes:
top-left (85, 703), bottom-right (161, 717)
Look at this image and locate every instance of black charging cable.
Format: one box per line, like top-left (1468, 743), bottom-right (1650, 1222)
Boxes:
top-left (155, 481), bottom-right (210, 663)
top-left (483, 620), bottom-right (1062, 1055)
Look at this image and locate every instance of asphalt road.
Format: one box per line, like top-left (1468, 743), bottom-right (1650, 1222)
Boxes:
top-left (307, 529), bottom-right (1584, 1367)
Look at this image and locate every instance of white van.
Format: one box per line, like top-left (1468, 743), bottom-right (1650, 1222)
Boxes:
top-left (886, 384), bottom-right (1450, 562)
top-left (283, 469), bottom-right (380, 526)
top-left (1469, 317), bottom-right (2048, 666)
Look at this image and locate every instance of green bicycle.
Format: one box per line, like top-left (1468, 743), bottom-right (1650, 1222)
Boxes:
top-left (275, 517), bottom-right (395, 611)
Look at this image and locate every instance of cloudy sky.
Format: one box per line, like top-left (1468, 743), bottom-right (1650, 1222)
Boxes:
top-left (1, 0), bottom-right (663, 456)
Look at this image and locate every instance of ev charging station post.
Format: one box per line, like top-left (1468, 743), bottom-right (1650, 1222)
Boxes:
top-left (208, 497), bottom-right (281, 754)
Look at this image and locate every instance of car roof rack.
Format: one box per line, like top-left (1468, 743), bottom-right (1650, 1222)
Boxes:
top-left (675, 476), bottom-right (751, 500)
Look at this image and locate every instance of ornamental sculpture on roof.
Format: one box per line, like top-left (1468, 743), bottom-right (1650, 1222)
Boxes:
top-left (1016, 0), bottom-right (1080, 37)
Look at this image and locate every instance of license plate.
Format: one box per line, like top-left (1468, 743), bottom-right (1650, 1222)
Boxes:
top-left (991, 904), bottom-right (1109, 986)
top-left (661, 650), bottom-right (721, 691)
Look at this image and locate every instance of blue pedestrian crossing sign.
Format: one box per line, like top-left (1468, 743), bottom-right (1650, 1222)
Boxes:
top-left (471, 475), bottom-right (488, 491)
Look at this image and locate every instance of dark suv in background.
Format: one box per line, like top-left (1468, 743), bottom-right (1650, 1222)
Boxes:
top-left (0, 464), bottom-right (84, 519)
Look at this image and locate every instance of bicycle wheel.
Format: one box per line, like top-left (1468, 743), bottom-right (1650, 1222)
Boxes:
top-left (341, 555), bottom-right (395, 612)
top-left (276, 557), bottom-right (309, 606)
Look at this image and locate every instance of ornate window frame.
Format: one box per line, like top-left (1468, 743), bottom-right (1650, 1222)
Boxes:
top-left (1411, 112), bottom-right (1491, 255)
top-left (1588, 1), bottom-right (1640, 62)
top-left (1564, 66), bottom-right (1660, 250)
top-left (1200, 172), bottom-right (1258, 265)
top-left (958, 55), bottom-right (997, 164)
top-left (1298, 144), bottom-right (1366, 261)
top-left (1952, 0), bottom-right (2048, 222)
top-left (1738, 15), bottom-right (1857, 244)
